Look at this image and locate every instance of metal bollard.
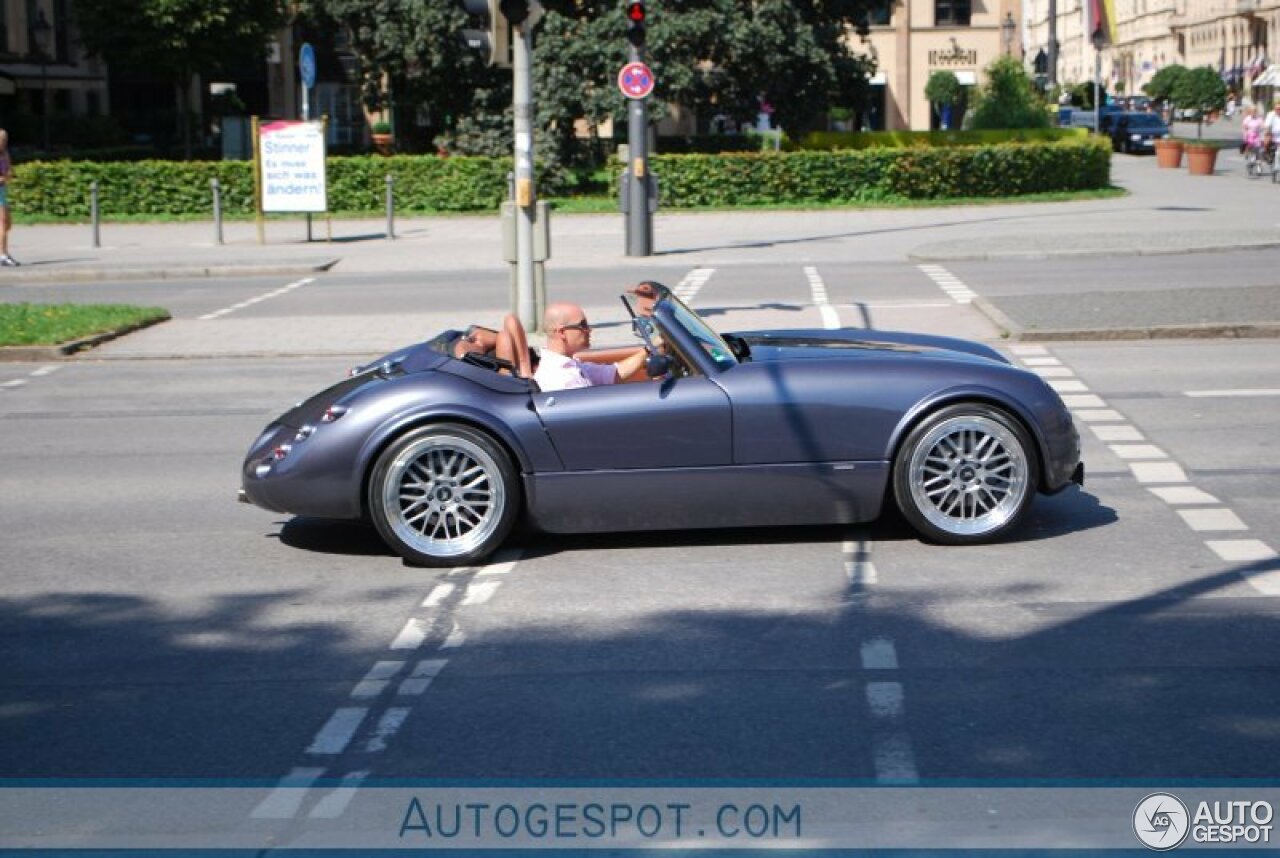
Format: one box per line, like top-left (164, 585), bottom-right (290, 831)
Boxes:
top-left (90, 181), bottom-right (100, 248)
top-left (385, 174), bottom-right (395, 240)
top-left (211, 178), bottom-right (223, 245)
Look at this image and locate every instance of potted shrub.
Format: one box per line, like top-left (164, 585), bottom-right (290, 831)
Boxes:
top-left (924, 70), bottom-right (964, 131)
top-left (370, 120), bottom-right (394, 155)
top-left (1170, 67), bottom-right (1228, 175)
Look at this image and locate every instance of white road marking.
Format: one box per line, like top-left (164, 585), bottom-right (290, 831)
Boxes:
top-left (1091, 425), bottom-right (1144, 442)
top-left (198, 277), bottom-right (314, 321)
top-left (866, 681), bottom-right (906, 719)
top-left (389, 618), bottom-right (430, 650)
top-left (1147, 486), bottom-right (1220, 505)
top-left (1, 379), bottom-right (26, 388)
top-left (308, 770), bottom-right (369, 819)
top-left (1031, 366), bottom-right (1075, 378)
top-left (1071, 408), bottom-right (1125, 422)
top-left (673, 268), bottom-right (714, 304)
top-left (1178, 508), bottom-right (1248, 532)
top-left (842, 538), bottom-right (877, 588)
top-left (398, 659), bottom-right (448, 696)
top-left (1010, 344), bottom-right (1049, 356)
top-left (1185, 388), bottom-right (1280, 398)
top-left (1129, 462), bottom-right (1189, 483)
top-left (462, 580), bottom-right (501, 605)
top-left (250, 767), bottom-right (326, 819)
top-left (1021, 357), bottom-right (1062, 367)
top-left (306, 707), bottom-right (368, 755)
top-left (350, 660), bottom-right (405, 699)
top-left (870, 732), bottom-right (920, 783)
top-left (916, 264), bottom-right (976, 304)
top-left (1047, 379), bottom-right (1089, 393)
top-left (29, 365), bottom-right (60, 377)
top-left (1109, 444), bottom-right (1167, 460)
top-left (441, 623), bottom-right (466, 649)
top-left (804, 266), bottom-right (841, 330)
top-left (364, 706), bottom-right (412, 753)
top-left (421, 583), bottom-right (455, 607)
top-left (1206, 540), bottom-right (1277, 563)
top-left (860, 638), bottom-right (899, 671)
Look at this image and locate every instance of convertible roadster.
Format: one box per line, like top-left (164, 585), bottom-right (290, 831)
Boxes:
top-left (240, 283), bottom-right (1083, 566)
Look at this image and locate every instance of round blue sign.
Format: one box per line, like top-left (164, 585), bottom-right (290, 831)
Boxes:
top-left (299, 43), bottom-right (317, 89)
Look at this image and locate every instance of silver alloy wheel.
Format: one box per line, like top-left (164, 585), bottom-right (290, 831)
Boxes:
top-left (380, 434), bottom-right (506, 559)
top-left (907, 414), bottom-right (1030, 538)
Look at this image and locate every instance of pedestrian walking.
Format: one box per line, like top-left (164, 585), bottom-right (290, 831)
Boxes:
top-left (0, 129), bottom-right (17, 267)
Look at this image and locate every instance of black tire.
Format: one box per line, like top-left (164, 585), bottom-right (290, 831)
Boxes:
top-left (368, 423), bottom-right (519, 566)
top-left (892, 403), bottom-right (1039, 545)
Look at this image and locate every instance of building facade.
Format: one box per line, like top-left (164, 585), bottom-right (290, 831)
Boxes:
top-left (861, 0), bottom-right (1023, 130)
top-left (1023, 0), bottom-right (1280, 103)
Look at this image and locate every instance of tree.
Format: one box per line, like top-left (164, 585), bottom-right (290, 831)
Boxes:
top-left (924, 70), bottom-right (964, 130)
top-left (1171, 66), bottom-right (1227, 139)
top-left (1142, 64), bottom-right (1187, 115)
top-left (74, 0), bottom-right (287, 157)
top-left (967, 55), bottom-right (1050, 130)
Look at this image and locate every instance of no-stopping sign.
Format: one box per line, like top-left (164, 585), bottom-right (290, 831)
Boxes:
top-left (618, 62), bottom-right (655, 99)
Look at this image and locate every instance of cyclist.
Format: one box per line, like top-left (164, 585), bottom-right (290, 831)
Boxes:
top-left (1263, 102), bottom-right (1280, 171)
top-left (1242, 106), bottom-right (1265, 174)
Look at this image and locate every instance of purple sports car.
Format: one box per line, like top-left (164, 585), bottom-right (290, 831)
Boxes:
top-left (240, 283), bottom-right (1083, 566)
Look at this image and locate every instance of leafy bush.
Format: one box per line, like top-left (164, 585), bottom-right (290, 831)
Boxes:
top-left (795, 128), bottom-right (1084, 150)
top-left (967, 56), bottom-right (1052, 130)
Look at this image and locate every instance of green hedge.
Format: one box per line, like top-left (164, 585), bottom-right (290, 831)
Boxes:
top-left (621, 139), bottom-right (1111, 206)
top-left (12, 139), bottom-right (1110, 218)
top-left (795, 127), bottom-right (1088, 150)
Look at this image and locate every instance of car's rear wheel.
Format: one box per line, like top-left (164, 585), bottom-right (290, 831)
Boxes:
top-left (893, 403), bottom-right (1038, 545)
top-left (368, 423), bottom-right (518, 566)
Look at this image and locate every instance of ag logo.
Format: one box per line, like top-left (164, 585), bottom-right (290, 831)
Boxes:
top-left (1134, 793), bottom-right (1190, 850)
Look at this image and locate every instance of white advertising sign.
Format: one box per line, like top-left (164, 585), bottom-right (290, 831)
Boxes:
top-left (259, 120), bottom-right (327, 213)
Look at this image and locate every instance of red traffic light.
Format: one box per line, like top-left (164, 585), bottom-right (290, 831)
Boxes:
top-left (626, 2), bottom-right (645, 23)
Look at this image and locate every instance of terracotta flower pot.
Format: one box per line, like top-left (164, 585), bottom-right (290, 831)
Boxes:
top-left (1184, 144), bottom-right (1218, 176)
top-left (1153, 139), bottom-right (1183, 168)
top-left (371, 133), bottom-right (394, 156)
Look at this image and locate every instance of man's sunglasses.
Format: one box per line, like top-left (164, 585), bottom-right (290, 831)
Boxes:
top-left (560, 320), bottom-right (591, 332)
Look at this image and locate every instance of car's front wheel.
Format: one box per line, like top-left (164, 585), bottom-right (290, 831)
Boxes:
top-left (893, 403), bottom-right (1038, 545)
top-left (368, 423), bottom-right (519, 566)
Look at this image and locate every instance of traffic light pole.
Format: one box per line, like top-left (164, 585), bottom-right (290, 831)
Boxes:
top-left (625, 44), bottom-right (652, 257)
top-left (513, 22), bottom-right (537, 331)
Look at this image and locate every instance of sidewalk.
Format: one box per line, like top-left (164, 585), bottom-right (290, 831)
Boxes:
top-left (0, 153), bottom-right (1276, 283)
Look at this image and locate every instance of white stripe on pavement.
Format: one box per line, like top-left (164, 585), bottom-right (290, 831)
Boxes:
top-left (306, 707), bottom-right (368, 755)
top-left (308, 770), bottom-right (369, 819)
top-left (250, 767), bottom-right (327, 819)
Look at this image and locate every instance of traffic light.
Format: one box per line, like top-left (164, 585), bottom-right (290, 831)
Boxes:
top-left (459, 0), bottom-right (510, 67)
top-left (625, 1), bottom-right (646, 49)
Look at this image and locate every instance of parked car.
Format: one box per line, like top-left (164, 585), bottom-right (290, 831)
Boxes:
top-left (240, 284), bottom-right (1084, 566)
top-left (1109, 111), bottom-right (1172, 153)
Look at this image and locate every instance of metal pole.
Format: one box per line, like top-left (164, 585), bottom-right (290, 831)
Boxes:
top-left (1094, 46), bottom-right (1102, 136)
top-left (512, 23), bottom-right (536, 330)
top-left (90, 181), bottom-right (99, 248)
top-left (41, 60), bottom-right (49, 153)
top-left (211, 178), bottom-right (223, 245)
top-left (1047, 0), bottom-right (1058, 88)
top-left (625, 47), bottom-right (652, 256)
top-left (385, 173), bottom-right (395, 240)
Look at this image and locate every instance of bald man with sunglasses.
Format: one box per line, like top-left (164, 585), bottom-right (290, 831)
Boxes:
top-left (534, 302), bottom-right (648, 391)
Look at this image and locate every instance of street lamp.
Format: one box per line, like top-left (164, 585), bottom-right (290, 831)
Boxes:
top-left (30, 8), bottom-right (51, 153)
top-left (1001, 12), bottom-right (1016, 57)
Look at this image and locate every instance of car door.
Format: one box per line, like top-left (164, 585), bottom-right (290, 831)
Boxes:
top-left (532, 376), bottom-right (731, 471)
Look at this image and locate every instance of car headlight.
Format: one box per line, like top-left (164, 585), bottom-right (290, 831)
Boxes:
top-left (1130, 133), bottom-right (1142, 141)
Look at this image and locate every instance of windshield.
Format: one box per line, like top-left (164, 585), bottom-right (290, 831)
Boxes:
top-left (621, 287), bottom-right (739, 372)
top-left (1127, 115), bottom-right (1165, 128)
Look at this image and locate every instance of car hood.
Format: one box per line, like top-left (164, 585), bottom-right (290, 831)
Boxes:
top-left (729, 328), bottom-right (1010, 366)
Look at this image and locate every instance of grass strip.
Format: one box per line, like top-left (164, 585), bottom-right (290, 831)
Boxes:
top-left (0, 303), bottom-right (170, 346)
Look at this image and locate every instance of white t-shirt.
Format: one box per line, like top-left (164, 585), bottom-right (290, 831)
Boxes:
top-left (1263, 111), bottom-right (1280, 138)
top-left (533, 348), bottom-right (618, 391)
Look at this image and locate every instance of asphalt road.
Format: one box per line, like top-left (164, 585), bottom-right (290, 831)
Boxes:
top-left (3, 254), bottom-right (1278, 793)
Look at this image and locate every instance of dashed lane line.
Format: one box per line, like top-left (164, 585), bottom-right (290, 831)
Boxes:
top-left (673, 268), bottom-right (714, 305)
top-left (1184, 388), bottom-right (1280, 398)
top-left (305, 707), bottom-right (369, 756)
top-left (916, 264), bottom-right (977, 304)
top-left (804, 266), bottom-right (841, 330)
top-left (198, 277), bottom-right (314, 321)
top-left (250, 767), bottom-right (327, 819)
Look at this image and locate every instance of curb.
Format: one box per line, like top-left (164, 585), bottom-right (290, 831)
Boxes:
top-left (0, 259), bottom-right (340, 284)
top-left (909, 241), bottom-right (1280, 263)
top-left (971, 298), bottom-right (1280, 341)
top-left (0, 314), bottom-right (172, 361)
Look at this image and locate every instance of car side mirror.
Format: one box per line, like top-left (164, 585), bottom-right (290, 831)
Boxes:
top-left (645, 354), bottom-right (671, 378)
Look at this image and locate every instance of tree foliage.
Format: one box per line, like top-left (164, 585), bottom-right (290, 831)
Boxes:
top-left (925, 71), bottom-right (964, 109)
top-left (967, 56), bottom-right (1050, 130)
top-left (1142, 65), bottom-right (1187, 103)
top-left (74, 0), bottom-right (287, 155)
top-left (1170, 66), bottom-right (1227, 138)
top-left (298, 0), bottom-right (878, 167)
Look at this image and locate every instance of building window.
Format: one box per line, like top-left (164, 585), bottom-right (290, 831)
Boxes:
top-left (935, 0), bottom-right (971, 27)
top-left (867, 0), bottom-right (892, 26)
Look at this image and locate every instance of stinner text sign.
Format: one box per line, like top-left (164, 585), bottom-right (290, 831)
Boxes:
top-left (260, 120), bottom-right (327, 213)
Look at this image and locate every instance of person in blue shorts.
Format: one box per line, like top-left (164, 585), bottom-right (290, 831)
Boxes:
top-left (0, 129), bottom-right (17, 267)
